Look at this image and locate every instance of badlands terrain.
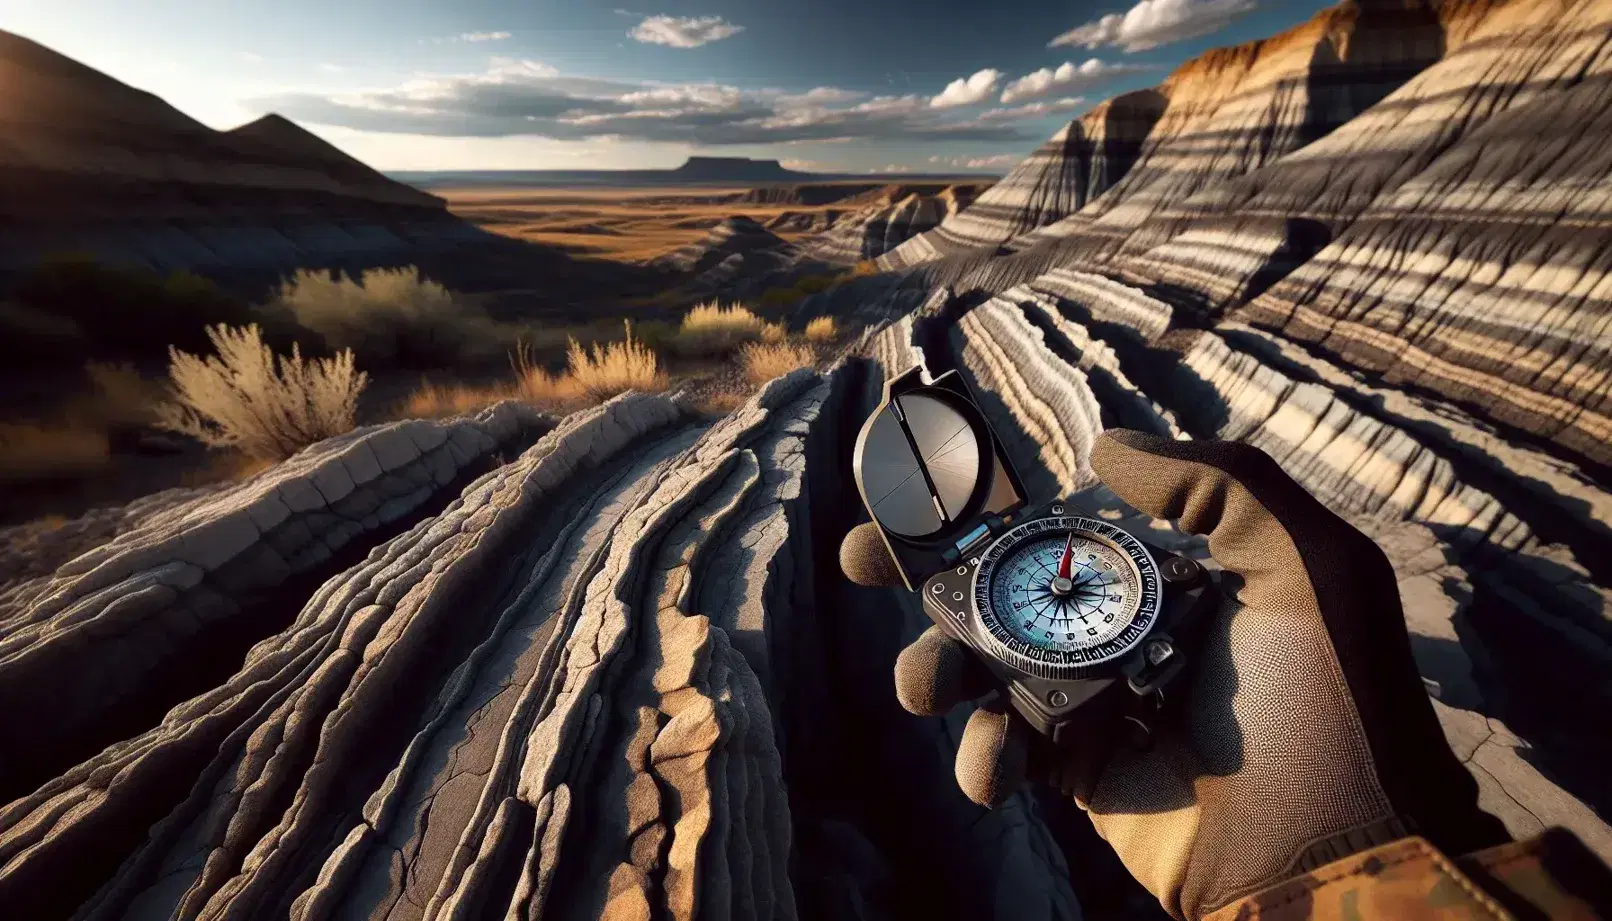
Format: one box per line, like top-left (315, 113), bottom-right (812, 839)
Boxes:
top-left (4, 0), bottom-right (1612, 919)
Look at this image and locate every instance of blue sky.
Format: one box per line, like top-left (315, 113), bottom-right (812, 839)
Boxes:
top-left (8, 0), bottom-right (1334, 172)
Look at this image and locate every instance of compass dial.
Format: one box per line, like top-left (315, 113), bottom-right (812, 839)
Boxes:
top-left (973, 516), bottom-right (1161, 673)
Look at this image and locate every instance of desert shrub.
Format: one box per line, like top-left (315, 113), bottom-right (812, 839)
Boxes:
top-left (274, 267), bottom-right (505, 369)
top-left (10, 256), bottom-right (253, 362)
top-left (804, 316), bottom-right (838, 343)
top-left (566, 322), bottom-right (667, 400)
top-left (0, 301), bottom-right (87, 367)
top-left (157, 323), bottom-right (368, 460)
top-left (673, 301), bottom-right (766, 357)
top-left (739, 341), bottom-right (816, 384)
top-left (760, 321), bottom-right (788, 344)
top-left (795, 273), bottom-right (836, 295)
top-left (757, 287), bottom-right (800, 310)
top-left (83, 361), bottom-right (164, 429)
top-left (630, 320), bottom-right (679, 354)
top-left (0, 422), bottom-right (110, 485)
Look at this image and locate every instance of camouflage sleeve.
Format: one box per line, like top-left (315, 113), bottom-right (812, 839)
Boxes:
top-left (1204, 828), bottom-right (1612, 921)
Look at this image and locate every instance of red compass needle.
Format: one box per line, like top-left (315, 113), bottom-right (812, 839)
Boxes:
top-left (1057, 532), bottom-right (1074, 580)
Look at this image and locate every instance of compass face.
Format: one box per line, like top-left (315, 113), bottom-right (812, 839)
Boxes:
top-left (973, 516), bottom-right (1161, 674)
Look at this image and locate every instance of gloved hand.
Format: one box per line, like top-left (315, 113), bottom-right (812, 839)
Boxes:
top-left (840, 430), bottom-right (1508, 920)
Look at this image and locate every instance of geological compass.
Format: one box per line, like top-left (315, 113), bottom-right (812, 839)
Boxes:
top-left (852, 366), bottom-right (1218, 744)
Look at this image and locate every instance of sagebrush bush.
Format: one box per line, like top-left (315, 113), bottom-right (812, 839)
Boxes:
top-left (12, 256), bottom-right (253, 362)
top-left (567, 322), bottom-right (667, 400)
top-left (674, 301), bottom-right (766, 357)
top-left (157, 324), bottom-right (368, 460)
top-left (274, 267), bottom-right (505, 368)
top-left (739, 341), bottom-right (816, 384)
top-left (804, 316), bottom-right (838, 343)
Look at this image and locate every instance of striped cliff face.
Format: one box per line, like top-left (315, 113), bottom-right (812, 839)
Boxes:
top-left (879, 92), bottom-right (1166, 270)
top-left (1013, 0), bottom-right (1461, 264)
top-left (795, 185), bottom-right (979, 263)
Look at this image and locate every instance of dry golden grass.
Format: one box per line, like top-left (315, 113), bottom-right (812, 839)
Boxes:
top-left (395, 325), bottom-right (663, 420)
top-left (0, 422), bottom-right (111, 484)
top-left (740, 341), bottom-right (817, 384)
top-left (566, 322), bottom-right (667, 400)
top-left (804, 316), bottom-right (838, 343)
top-left (695, 389), bottom-right (749, 416)
top-left (158, 324), bottom-right (369, 460)
top-left (182, 451), bottom-right (275, 487)
top-left (675, 301), bottom-right (766, 357)
top-left (439, 186), bottom-right (845, 262)
top-left (760, 322), bottom-right (788, 344)
top-left (397, 380), bottom-right (522, 420)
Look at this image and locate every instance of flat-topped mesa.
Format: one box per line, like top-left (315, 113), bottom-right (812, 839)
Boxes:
top-left (672, 156), bottom-right (803, 182)
top-left (1002, 0), bottom-right (1459, 264)
top-left (879, 93), bottom-right (1165, 270)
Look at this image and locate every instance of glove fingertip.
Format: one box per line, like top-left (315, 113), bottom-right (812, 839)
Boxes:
top-left (840, 522), bottom-right (905, 588)
top-left (955, 704), bottom-right (1029, 808)
top-left (894, 627), bottom-right (975, 716)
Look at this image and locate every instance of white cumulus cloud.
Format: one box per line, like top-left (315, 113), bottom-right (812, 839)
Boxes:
top-left (1000, 59), bottom-right (1152, 104)
top-left (929, 69), bottom-right (1004, 109)
top-left (1051, 0), bottom-right (1259, 52)
top-left (629, 15), bottom-right (745, 48)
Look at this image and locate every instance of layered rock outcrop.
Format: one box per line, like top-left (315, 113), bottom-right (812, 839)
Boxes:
top-left (880, 94), bottom-right (1165, 269)
top-left (794, 185), bottom-right (980, 263)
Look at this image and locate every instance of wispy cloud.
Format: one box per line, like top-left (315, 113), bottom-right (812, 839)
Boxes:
top-left (628, 15), bottom-right (744, 48)
top-left (236, 51), bottom-right (264, 64)
top-left (255, 59), bottom-right (1049, 146)
top-left (1000, 59), bottom-right (1152, 104)
top-left (1051, 0), bottom-right (1259, 52)
top-left (319, 63), bottom-right (346, 74)
top-left (930, 69), bottom-right (1003, 109)
top-left (969, 97), bottom-right (1088, 124)
top-left (458, 31), bottom-right (513, 43)
top-left (929, 153), bottom-right (1019, 170)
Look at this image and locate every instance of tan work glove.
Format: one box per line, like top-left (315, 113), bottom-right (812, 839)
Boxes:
top-left (840, 430), bottom-right (1508, 920)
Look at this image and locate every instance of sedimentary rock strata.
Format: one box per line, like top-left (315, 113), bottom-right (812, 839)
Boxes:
top-left (880, 95), bottom-right (1166, 270)
top-left (795, 185), bottom-right (977, 263)
top-left (652, 216), bottom-right (789, 275)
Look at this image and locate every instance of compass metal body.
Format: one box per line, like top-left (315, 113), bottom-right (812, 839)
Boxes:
top-left (853, 367), bottom-right (1217, 743)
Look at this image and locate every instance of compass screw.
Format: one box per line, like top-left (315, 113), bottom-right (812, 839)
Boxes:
top-left (1047, 689), bottom-right (1069, 708)
top-left (1145, 639), bottom-right (1175, 666)
top-left (1051, 504), bottom-right (1064, 515)
top-left (1162, 557), bottom-right (1202, 584)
